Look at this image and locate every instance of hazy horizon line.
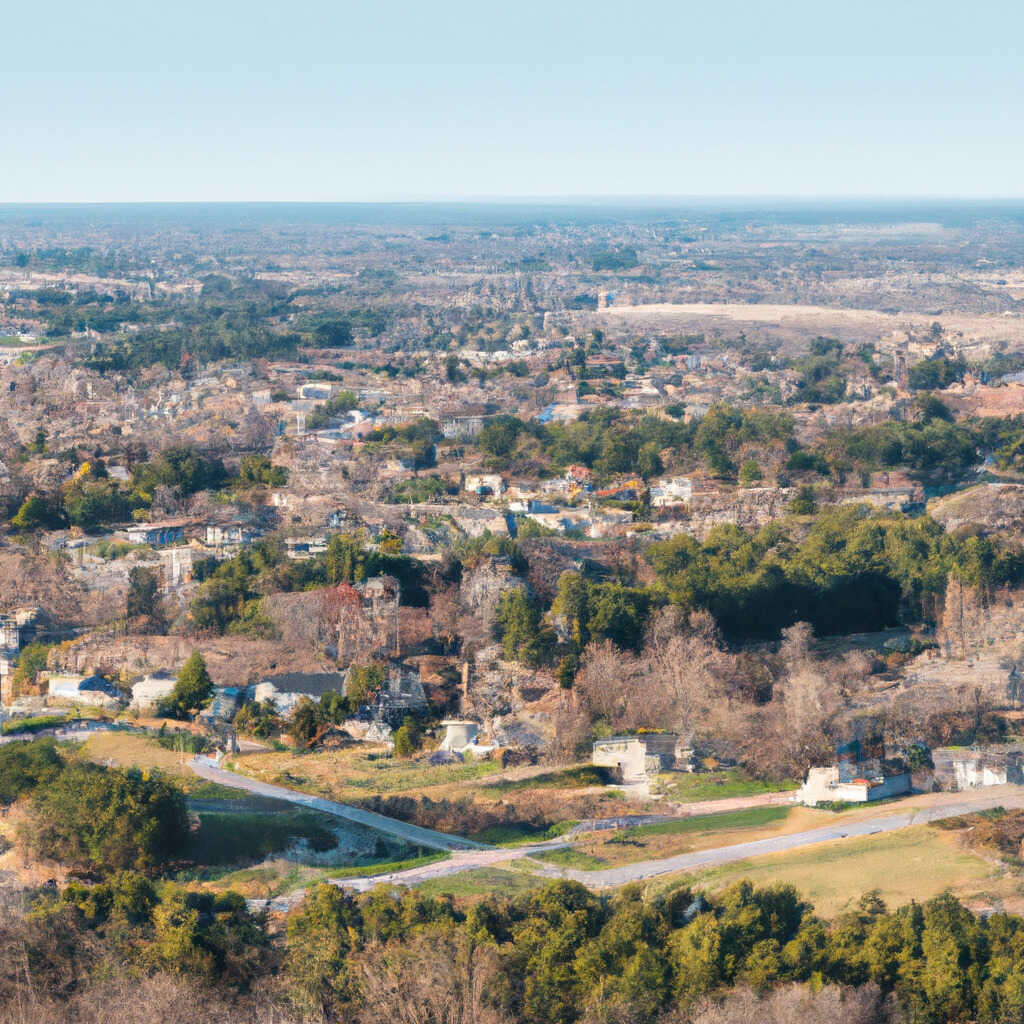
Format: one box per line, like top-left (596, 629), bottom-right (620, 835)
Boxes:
top-left (6, 194), bottom-right (1024, 207)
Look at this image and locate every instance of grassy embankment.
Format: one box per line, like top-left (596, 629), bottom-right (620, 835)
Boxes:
top-left (75, 733), bottom-right (442, 896)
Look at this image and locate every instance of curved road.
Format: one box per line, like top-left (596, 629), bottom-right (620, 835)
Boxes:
top-left (190, 756), bottom-right (488, 853)
top-left (191, 759), bottom-right (1024, 906)
top-left (544, 790), bottom-right (1024, 887)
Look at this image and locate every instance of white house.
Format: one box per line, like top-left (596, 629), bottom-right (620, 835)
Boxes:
top-left (650, 477), bottom-right (693, 508)
top-left (249, 672), bottom-right (349, 716)
top-left (47, 673), bottom-right (120, 707)
top-left (130, 672), bottom-right (177, 713)
top-left (798, 760), bottom-right (911, 806)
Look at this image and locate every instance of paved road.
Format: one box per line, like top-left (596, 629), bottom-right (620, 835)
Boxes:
top-left (539, 790), bottom-right (1024, 888)
top-left (193, 759), bottom-right (1024, 907)
top-left (0, 721), bottom-right (117, 745)
top-left (190, 756), bottom-right (489, 853)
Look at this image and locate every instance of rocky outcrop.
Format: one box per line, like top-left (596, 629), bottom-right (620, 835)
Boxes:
top-left (459, 558), bottom-right (528, 623)
top-left (930, 484), bottom-right (1024, 537)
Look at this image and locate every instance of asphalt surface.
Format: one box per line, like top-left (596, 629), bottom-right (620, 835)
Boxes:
top-left (542, 789), bottom-right (1024, 887)
top-left (190, 756), bottom-right (489, 853)
top-left (192, 759), bottom-right (1024, 908)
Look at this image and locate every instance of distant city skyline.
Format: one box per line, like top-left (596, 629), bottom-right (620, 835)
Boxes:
top-left (7, 0), bottom-right (1024, 202)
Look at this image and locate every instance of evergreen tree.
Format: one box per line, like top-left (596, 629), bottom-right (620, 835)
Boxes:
top-left (167, 651), bottom-right (213, 718)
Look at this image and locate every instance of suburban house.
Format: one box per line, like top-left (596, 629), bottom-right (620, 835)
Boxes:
top-left (249, 671), bottom-right (349, 716)
top-left (47, 673), bottom-right (120, 707)
top-left (797, 759), bottom-right (911, 806)
top-left (204, 523), bottom-right (262, 554)
top-left (124, 518), bottom-right (191, 546)
top-left (130, 671), bottom-right (177, 713)
top-left (592, 734), bottom-right (686, 784)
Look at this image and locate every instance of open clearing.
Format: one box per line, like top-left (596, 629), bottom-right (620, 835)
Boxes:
top-left (648, 826), bottom-right (1003, 918)
top-left (535, 806), bottom-right (795, 870)
top-left (230, 746), bottom-right (506, 802)
top-left (597, 302), bottom-right (1024, 349)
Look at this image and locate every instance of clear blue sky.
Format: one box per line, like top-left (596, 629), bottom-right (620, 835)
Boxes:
top-left (6, 0), bottom-right (1024, 202)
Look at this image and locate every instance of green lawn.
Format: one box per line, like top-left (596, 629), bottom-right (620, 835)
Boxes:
top-left (414, 866), bottom-right (546, 901)
top-left (606, 805), bottom-right (791, 842)
top-left (480, 766), bottom-right (610, 793)
top-left (530, 847), bottom-right (608, 870)
top-left (655, 768), bottom-right (798, 803)
top-left (233, 747), bottom-right (505, 802)
top-left (469, 819), bottom-right (579, 847)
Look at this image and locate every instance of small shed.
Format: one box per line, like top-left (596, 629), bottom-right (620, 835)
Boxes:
top-left (439, 719), bottom-right (480, 752)
top-left (592, 734), bottom-right (684, 784)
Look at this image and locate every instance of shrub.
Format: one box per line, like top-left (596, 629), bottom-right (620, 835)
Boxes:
top-left (21, 763), bottom-right (189, 876)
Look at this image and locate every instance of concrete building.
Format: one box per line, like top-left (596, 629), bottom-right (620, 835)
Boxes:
top-left (439, 719), bottom-right (479, 751)
top-left (954, 751), bottom-right (1024, 789)
top-left (592, 734), bottom-right (685, 784)
top-left (797, 760), bottom-right (911, 806)
top-left (205, 523), bottom-right (262, 554)
top-left (124, 518), bottom-right (190, 546)
top-left (650, 477), bottom-right (694, 507)
top-left (0, 607), bottom-right (40, 706)
top-left (464, 473), bottom-right (505, 497)
top-left (442, 415), bottom-right (485, 440)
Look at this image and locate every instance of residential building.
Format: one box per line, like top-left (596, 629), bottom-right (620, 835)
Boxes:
top-left (797, 759), bottom-right (911, 806)
top-left (124, 518), bottom-right (191, 546)
top-left (47, 673), bottom-right (120, 707)
top-left (249, 671), bottom-right (349, 716)
top-left (130, 671), bottom-right (177, 714)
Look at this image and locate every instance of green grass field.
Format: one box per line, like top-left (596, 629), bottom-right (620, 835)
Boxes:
top-left (530, 847), bottom-right (608, 870)
top-left (649, 825), bottom-right (1000, 917)
top-left (655, 768), bottom-right (799, 802)
top-left (611, 805), bottom-right (791, 841)
top-left (479, 766), bottom-right (610, 793)
top-left (233, 747), bottom-right (504, 802)
top-left (413, 866), bottom-right (546, 902)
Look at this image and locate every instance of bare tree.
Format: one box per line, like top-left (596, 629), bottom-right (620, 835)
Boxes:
top-left (351, 926), bottom-right (511, 1024)
top-left (670, 982), bottom-right (893, 1024)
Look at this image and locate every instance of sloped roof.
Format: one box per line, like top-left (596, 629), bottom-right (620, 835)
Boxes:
top-left (257, 672), bottom-right (348, 696)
